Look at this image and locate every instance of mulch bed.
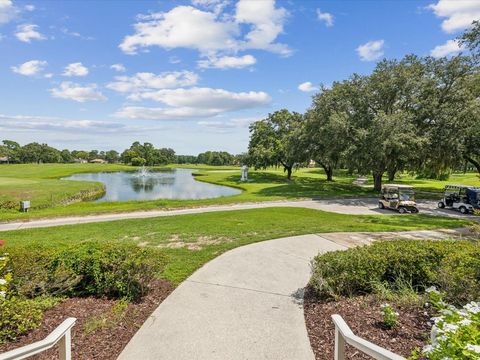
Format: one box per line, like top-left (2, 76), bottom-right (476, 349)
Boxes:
top-left (303, 287), bottom-right (432, 359)
top-left (0, 280), bottom-right (174, 359)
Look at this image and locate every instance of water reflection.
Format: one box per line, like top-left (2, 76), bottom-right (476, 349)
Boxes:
top-left (62, 168), bottom-right (241, 202)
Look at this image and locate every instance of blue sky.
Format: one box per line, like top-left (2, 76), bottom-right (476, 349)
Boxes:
top-left (0, 0), bottom-right (478, 154)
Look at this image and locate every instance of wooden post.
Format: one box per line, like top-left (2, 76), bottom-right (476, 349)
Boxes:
top-left (335, 325), bottom-right (346, 360)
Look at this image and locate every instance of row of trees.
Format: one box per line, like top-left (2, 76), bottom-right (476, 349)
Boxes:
top-left (248, 22), bottom-right (480, 191)
top-left (0, 139), bottom-right (243, 167)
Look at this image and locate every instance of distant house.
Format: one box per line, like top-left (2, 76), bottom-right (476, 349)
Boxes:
top-left (89, 159), bottom-right (107, 164)
top-left (73, 158), bottom-right (88, 164)
top-left (308, 159), bottom-right (316, 168)
top-left (0, 156), bottom-right (9, 164)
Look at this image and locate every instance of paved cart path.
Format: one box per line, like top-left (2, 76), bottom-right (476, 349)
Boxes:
top-left (118, 228), bottom-right (466, 360)
top-left (0, 198), bottom-right (473, 232)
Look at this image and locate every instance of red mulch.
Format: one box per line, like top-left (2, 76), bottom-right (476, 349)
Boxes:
top-left (304, 287), bottom-right (432, 359)
top-left (0, 280), bottom-right (174, 359)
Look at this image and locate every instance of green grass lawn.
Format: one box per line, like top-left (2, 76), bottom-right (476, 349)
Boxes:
top-left (0, 163), bottom-right (478, 222)
top-left (1, 207), bottom-right (469, 284)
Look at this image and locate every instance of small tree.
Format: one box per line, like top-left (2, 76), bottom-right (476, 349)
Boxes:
top-left (248, 109), bottom-right (304, 180)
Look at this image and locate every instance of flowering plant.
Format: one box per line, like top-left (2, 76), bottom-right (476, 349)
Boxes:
top-left (0, 240), bottom-right (11, 299)
top-left (380, 303), bottom-right (399, 328)
top-left (412, 286), bottom-right (480, 359)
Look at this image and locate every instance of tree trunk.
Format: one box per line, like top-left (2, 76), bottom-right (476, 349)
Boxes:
top-left (465, 156), bottom-right (480, 175)
top-left (319, 163), bottom-right (334, 181)
top-left (285, 166), bottom-right (293, 180)
top-left (373, 171), bottom-right (384, 192)
top-left (387, 168), bottom-right (396, 182)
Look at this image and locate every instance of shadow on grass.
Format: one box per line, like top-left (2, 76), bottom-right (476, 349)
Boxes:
top-left (223, 172), bottom-right (376, 199)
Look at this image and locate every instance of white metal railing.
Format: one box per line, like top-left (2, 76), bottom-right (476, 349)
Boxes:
top-left (332, 314), bottom-right (405, 360)
top-left (0, 317), bottom-right (76, 360)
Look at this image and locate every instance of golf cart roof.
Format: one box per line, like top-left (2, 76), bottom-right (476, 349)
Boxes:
top-left (383, 184), bottom-right (414, 189)
top-left (445, 184), bottom-right (480, 190)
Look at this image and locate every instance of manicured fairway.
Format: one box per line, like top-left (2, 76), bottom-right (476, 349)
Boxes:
top-left (1, 207), bottom-right (469, 284)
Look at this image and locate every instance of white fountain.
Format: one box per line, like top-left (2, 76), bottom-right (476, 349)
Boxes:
top-left (137, 166), bottom-right (150, 177)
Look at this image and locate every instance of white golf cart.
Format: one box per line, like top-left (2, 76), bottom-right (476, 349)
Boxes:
top-left (437, 185), bottom-right (480, 214)
top-left (378, 184), bottom-right (419, 214)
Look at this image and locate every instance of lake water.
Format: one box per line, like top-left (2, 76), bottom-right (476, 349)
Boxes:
top-left (62, 168), bottom-right (241, 202)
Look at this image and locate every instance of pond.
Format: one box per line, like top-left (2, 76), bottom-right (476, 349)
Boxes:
top-left (62, 168), bottom-right (241, 202)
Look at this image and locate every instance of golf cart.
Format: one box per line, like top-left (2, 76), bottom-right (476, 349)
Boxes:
top-left (379, 184), bottom-right (419, 214)
top-left (437, 185), bottom-right (480, 214)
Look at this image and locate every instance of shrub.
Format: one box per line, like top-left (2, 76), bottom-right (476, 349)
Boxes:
top-left (0, 297), bottom-right (43, 344)
top-left (437, 248), bottom-right (480, 305)
top-left (9, 242), bottom-right (167, 301)
top-left (309, 240), bottom-right (479, 301)
top-left (0, 200), bottom-right (18, 210)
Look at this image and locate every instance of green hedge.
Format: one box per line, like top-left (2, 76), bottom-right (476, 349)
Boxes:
top-left (8, 242), bottom-right (167, 301)
top-left (309, 239), bottom-right (480, 304)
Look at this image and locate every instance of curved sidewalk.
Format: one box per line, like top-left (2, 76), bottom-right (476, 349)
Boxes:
top-left (118, 234), bottom-right (347, 360)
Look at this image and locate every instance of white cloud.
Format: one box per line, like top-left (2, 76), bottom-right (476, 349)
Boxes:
top-left (50, 82), bottom-right (107, 102)
top-left (169, 56), bottom-right (181, 64)
top-left (15, 24), bottom-right (45, 42)
top-left (298, 81), bottom-right (318, 92)
top-left (0, 0), bottom-right (17, 25)
top-left (11, 60), bottom-right (47, 76)
top-left (198, 117), bottom-right (257, 132)
top-left (107, 71), bottom-right (199, 94)
top-left (430, 39), bottom-right (465, 57)
top-left (316, 8), bottom-right (334, 27)
top-left (114, 87), bottom-right (270, 120)
top-left (119, 0), bottom-right (290, 57)
top-left (110, 63), bottom-right (126, 72)
top-left (356, 40), bottom-right (385, 61)
top-left (235, 0), bottom-right (290, 55)
top-left (428, 0), bottom-right (480, 33)
top-left (130, 87), bottom-right (270, 108)
top-left (0, 114), bottom-right (126, 133)
top-left (120, 6), bottom-right (238, 55)
top-left (63, 62), bottom-right (89, 77)
top-left (198, 54), bottom-right (256, 69)
top-left (24, 4), bottom-right (35, 11)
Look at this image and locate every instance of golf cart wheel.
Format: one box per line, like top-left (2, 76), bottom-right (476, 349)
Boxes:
top-left (459, 206), bottom-right (468, 214)
top-left (378, 202), bottom-right (385, 209)
top-left (438, 202), bottom-right (445, 209)
top-left (411, 207), bottom-right (419, 214)
top-left (398, 207), bottom-right (407, 214)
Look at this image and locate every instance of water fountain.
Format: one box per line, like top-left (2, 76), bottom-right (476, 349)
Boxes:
top-left (137, 166), bottom-right (150, 177)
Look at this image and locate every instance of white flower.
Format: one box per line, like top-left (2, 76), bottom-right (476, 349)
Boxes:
top-left (0, 291), bottom-right (5, 298)
top-left (0, 279), bottom-right (6, 285)
top-left (458, 318), bottom-right (472, 326)
top-left (423, 344), bottom-right (434, 354)
top-left (464, 302), bottom-right (480, 314)
top-left (465, 344), bottom-right (480, 354)
top-left (426, 286), bottom-right (439, 293)
top-left (442, 323), bottom-right (458, 333)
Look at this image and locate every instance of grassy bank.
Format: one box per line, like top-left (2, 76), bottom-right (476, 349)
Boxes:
top-left (1, 207), bottom-right (469, 284)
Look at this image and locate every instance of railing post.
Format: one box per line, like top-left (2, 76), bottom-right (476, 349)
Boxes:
top-left (58, 329), bottom-right (72, 360)
top-left (334, 325), bottom-right (346, 360)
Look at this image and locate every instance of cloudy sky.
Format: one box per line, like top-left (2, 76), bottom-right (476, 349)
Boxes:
top-left (0, 0), bottom-right (478, 154)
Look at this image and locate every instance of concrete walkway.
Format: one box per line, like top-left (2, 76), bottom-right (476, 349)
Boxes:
top-left (0, 198), bottom-right (473, 232)
top-left (118, 234), bottom-right (346, 360)
top-left (118, 228), bottom-right (467, 360)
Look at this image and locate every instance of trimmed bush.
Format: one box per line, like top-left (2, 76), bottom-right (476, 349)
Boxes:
top-left (309, 240), bottom-right (480, 303)
top-left (0, 296), bottom-right (59, 344)
top-left (9, 242), bottom-right (167, 301)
